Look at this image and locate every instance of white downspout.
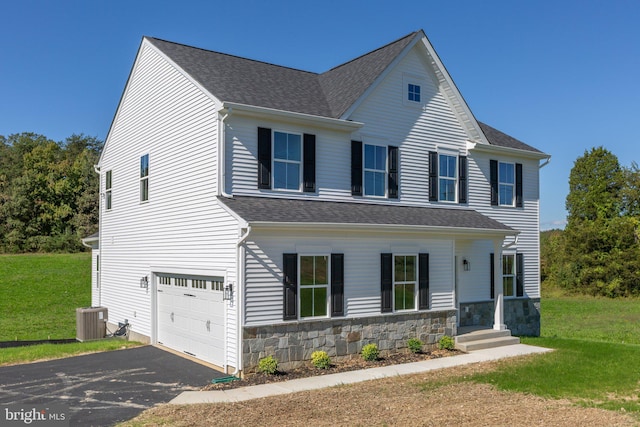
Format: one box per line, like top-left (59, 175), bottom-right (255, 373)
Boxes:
top-left (218, 108), bottom-right (233, 198)
top-left (539, 156), bottom-right (551, 169)
top-left (232, 225), bottom-right (251, 376)
top-left (94, 165), bottom-right (102, 307)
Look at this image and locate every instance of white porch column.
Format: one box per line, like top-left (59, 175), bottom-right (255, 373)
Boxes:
top-left (493, 238), bottom-right (507, 330)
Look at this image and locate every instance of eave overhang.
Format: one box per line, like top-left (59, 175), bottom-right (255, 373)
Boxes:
top-left (221, 102), bottom-right (364, 132)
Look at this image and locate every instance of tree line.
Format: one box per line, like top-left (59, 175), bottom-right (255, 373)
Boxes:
top-left (0, 133), bottom-right (102, 253)
top-left (541, 147), bottom-right (640, 297)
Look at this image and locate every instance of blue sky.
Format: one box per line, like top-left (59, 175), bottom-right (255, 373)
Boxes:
top-left (2, 1), bottom-right (639, 230)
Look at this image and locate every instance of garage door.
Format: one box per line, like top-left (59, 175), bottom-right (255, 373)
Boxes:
top-left (156, 274), bottom-right (225, 366)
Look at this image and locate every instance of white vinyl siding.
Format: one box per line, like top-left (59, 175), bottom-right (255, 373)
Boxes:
top-left (98, 40), bottom-right (241, 369)
top-left (244, 229), bottom-right (454, 326)
top-left (468, 153), bottom-right (541, 299)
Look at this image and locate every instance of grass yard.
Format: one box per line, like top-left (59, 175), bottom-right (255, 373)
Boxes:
top-left (462, 295), bottom-right (640, 415)
top-left (0, 253), bottom-right (92, 341)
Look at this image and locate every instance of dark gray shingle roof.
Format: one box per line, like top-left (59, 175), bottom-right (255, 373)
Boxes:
top-left (219, 196), bottom-right (514, 232)
top-left (147, 33), bottom-right (543, 154)
top-left (478, 122), bottom-right (543, 153)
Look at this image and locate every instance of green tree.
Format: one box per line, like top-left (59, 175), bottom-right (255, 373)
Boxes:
top-left (0, 133), bottom-right (102, 253)
top-left (555, 147), bottom-right (640, 296)
top-left (565, 147), bottom-right (623, 224)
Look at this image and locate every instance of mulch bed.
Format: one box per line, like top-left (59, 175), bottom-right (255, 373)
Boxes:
top-left (203, 348), bottom-right (460, 391)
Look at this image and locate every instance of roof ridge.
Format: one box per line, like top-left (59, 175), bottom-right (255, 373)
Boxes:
top-left (322, 31), bottom-right (420, 74)
top-left (145, 36), bottom-right (319, 76)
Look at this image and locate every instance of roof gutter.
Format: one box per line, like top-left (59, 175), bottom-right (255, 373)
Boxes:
top-left (221, 102), bottom-right (364, 132)
top-left (247, 221), bottom-right (518, 238)
top-left (467, 140), bottom-right (550, 160)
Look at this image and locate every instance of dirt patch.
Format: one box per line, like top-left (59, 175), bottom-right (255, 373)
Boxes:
top-left (124, 361), bottom-right (637, 427)
top-left (204, 349), bottom-right (457, 391)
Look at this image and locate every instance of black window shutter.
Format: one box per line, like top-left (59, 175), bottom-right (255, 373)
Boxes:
top-left (418, 253), bottom-right (430, 310)
top-left (351, 141), bottom-right (363, 196)
top-left (428, 151), bottom-right (438, 201)
top-left (515, 163), bottom-right (523, 208)
top-left (490, 253), bottom-right (495, 300)
top-left (516, 253), bottom-right (524, 297)
top-left (458, 156), bottom-right (468, 204)
top-left (282, 253), bottom-right (298, 320)
top-left (381, 253), bottom-right (392, 313)
top-left (388, 146), bottom-right (399, 199)
top-left (490, 160), bottom-right (498, 206)
top-left (303, 134), bottom-right (316, 192)
top-left (331, 253), bottom-right (344, 317)
top-left (257, 127), bottom-right (272, 189)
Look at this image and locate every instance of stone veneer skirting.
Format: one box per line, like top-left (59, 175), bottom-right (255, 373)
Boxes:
top-left (459, 298), bottom-right (541, 336)
top-left (243, 310), bottom-right (457, 371)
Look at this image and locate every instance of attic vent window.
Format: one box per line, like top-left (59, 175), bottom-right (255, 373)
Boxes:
top-left (408, 84), bottom-right (421, 102)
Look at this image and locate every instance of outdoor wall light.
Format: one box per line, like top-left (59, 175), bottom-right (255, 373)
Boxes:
top-left (223, 283), bottom-right (234, 301)
top-left (462, 258), bottom-right (470, 271)
top-left (139, 276), bottom-right (149, 289)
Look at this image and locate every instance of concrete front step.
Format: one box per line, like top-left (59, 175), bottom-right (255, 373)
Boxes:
top-left (455, 328), bottom-right (520, 352)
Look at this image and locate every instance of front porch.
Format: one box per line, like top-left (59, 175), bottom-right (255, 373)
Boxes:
top-left (455, 326), bottom-right (520, 352)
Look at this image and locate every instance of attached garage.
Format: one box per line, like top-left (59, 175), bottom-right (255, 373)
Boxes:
top-left (156, 273), bottom-right (226, 367)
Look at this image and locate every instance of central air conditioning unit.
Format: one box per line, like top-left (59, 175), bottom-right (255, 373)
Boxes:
top-left (76, 307), bottom-right (108, 341)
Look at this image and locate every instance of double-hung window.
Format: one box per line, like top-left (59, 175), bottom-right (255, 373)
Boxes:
top-left (283, 253), bottom-right (344, 321)
top-left (502, 254), bottom-right (516, 297)
top-left (105, 170), bottom-right (112, 210)
top-left (394, 255), bottom-right (417, 311)
top-left (438, 154), bottom-right (457, 202)
top-left (490, 160), bottom-right (522, 207)
top-left (140, 154), bottom-right (149, 202)
top-left (273, 131), bottom-right (301, 191)
top-left (299, 255), bottom-right (329, 318)
top-left (490, 252), bottom-right (523, 299)
top-left (499, 162), bottom-right (515, 206)
top-left (364, 144), bottom-right (387, 197)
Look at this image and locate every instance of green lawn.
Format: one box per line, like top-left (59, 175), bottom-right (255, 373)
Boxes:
top-left (459, 295), bottom-right (640, 416)
top-left (541, 295), bottom-right (640, 344)
top-left (0, 253), bottom-right (92, 340)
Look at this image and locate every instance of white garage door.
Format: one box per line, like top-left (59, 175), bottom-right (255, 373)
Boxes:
top-left (156, 274), bottom-right (225, 366)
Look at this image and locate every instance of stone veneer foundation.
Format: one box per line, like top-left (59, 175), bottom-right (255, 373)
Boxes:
top-left (243, 310), bottom-right (457, 371)
top-left (459, 298), bottom-right (541, 336)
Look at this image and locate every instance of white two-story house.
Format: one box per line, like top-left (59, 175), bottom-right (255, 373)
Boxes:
top-left (88, 30), bottom-right (549, 373)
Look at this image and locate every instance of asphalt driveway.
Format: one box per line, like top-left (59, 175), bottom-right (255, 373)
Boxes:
top-left (0, 346), bottom-right (226, 426)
